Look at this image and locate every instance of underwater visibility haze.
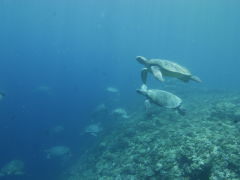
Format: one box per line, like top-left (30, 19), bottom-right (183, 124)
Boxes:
top-left (0, 0), bottom-right (240, 179)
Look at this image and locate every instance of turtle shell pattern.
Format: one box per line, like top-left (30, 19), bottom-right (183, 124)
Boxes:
top-left (149, 59), bottom-right (191, 76)
top-left (147, 89), bottom-right (182, 109)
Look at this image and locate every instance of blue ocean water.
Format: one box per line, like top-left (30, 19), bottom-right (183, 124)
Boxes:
top-left (0, 0), bottom-right (240, 179)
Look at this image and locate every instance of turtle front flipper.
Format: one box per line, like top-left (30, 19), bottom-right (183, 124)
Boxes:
top-left (141, 68), bottom-right (148, 84)
top-left (151, 66), bottom-right (164, 82)
top-left (176, 106), bottom-right (186, 116)
top-left (145, 99), bottom-right (151, 112)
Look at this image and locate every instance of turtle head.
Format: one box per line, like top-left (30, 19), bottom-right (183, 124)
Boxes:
top-left (136, 84), bottom-right (148, 96)
top-left (136, 56), bottom-right (148, 65)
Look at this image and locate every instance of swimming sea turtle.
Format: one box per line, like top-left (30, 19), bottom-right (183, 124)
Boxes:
top-left (136, 56), bottom-right (202, 84)
top-left (136, 85), bottom-right (186, 115)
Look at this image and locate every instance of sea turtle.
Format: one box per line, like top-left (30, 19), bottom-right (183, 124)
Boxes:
top-left (136, 85), bottom-right (186, 115)
top-left (136, 56), bottom-right (202, 84)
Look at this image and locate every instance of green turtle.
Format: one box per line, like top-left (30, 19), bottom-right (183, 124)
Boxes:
top-left (136, 56), bottom-right (201, 84)
top-left (136, 85), bottom-right (186, 115)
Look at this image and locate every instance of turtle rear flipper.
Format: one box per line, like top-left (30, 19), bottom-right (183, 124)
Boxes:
top-left (151, 66), bottom-right (164, 82)
top-left (178, 76), bottom-right (190, 82)
top-left (191, 75), bottom-right (202, 83)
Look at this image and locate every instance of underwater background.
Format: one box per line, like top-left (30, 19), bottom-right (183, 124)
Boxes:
top-left (0, 0), bottom-right (240, 179)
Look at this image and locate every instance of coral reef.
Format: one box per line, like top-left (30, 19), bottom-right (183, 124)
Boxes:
top-left (84, 123), bottom-right (103, 136)
top-left (45, 145), bottom-right (72, 160)
top-left (112, 108), bottom-right (130, 119)
top-left (0, 160), bottom-right (25, 177)
top-left (62, 90), bottom-right (240, 180)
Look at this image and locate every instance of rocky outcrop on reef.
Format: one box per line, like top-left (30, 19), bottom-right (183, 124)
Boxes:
top-left (62, 90), bottom-right (240, 180)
